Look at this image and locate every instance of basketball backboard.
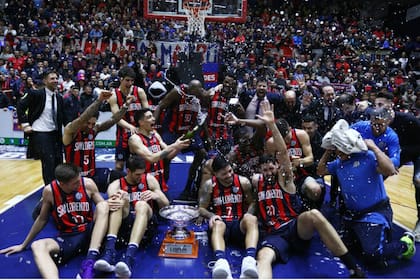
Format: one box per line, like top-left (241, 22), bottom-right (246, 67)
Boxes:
top-left (144, 0), bottom-right (247, 23)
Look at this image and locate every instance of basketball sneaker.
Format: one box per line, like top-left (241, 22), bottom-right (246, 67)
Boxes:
top-left (115, 255), bottom-right (135, 278)
top-left (212, 258), bottom-right (232, 279)
top-left (76, 258), bottom-right (95, 279)
top-left (400, 231), bottom-right (416, 259)
top-left (94, 248), bottom-right (117, 272)
top-left (239, 256), bottom-right (258, 279)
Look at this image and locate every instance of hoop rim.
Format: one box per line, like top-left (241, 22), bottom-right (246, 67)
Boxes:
top-left (184, 6), bottom-right (208, 17)
top-left (182, 1), bottom-right (211, 13)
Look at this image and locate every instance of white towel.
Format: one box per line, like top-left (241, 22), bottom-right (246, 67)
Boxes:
top-left (321, 119), bottom-right (367, 154)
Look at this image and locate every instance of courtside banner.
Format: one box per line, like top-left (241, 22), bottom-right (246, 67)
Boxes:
top-left (203, 63), bottom-right (219, 89)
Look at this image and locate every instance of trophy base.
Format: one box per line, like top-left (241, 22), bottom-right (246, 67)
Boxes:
top-left (159, 230), bottom-right (198, 258)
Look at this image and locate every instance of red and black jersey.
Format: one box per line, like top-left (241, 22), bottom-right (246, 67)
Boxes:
top-left (115, 86), bottom-right (144, 148)
top-left (287, 129), bottom-right (309, 180)
top-left (65, 128), bottom-right (96, 177)
top-left (208, 90), bottom-right (229, 140)
top-left (137, 132), bottom-right (168, 192)
top-left (211, 174), bottom-right (245, 222)
top-left (119, 175), bottom-right (154, 211)
top-left (232, 144), bottom-right (262, 178)
top-left (50, 178), bottom-right (93, 234)
top-left (256, 175), bottom-right (301, 232)
top-left (168, 85), bottom-right (200, 134)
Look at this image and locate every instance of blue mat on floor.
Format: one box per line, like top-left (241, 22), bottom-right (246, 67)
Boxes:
top-left (0, 160), bottom-right (419, 278)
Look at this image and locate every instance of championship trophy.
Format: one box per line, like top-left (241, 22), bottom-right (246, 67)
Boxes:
top-left (158, 205), bottom-right (199, 258)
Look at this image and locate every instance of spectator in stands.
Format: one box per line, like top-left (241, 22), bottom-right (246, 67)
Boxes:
top-left (238, 77), bottom-right (281, 138)
top-left (277, 89), bottom-right (302, 129)
top-left (89, 24), bottom-right (103, 41)
top-left (0, 90), bottom-right (10, 108)
top-left (304, 84), bottom-right (342, 136)
top-left (62, 85), bottom-right (81, 126)
top-left (73, 51), bottom-right (88, 74)
top-left (79, 84), bottom-right (97, 113)
top-left (336, 93), bottom-right (369, 125)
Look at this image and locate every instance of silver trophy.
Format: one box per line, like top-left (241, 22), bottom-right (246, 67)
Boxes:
top-left (159, 205), bottom-right (200, 258)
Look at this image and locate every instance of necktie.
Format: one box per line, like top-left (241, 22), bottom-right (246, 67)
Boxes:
top-left (52, 93), bottom-right (57, 130)
top-left (327, 106), bottom-right (333, 122)
top-left (255, 99), bottom-right (262, 118)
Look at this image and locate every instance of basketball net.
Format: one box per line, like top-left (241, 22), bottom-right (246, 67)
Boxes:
top-left (184, 0), bottom-right (210, 37)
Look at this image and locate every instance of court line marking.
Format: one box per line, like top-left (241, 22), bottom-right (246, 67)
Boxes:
top-left (0, 184), bottom-right (44, 214)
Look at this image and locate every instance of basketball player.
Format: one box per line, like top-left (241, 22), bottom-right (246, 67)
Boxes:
top-left (128, 108), bottom-right (191, 196)
top-left (198, 154), bottom-right (259, 279)
top-left (94, 155), bottom-right (169, 278)
top-left (108, 66), bottom-right (149, 171)
top-left (0, 163), bottom-right (109, 279)
top-left (63, 90), bottom-right (135, 192)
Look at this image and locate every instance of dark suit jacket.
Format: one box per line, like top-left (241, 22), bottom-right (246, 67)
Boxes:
top-left (239, 90), bottom-right (282, 119)
top-left (17, 88), bottom-right (64, 158)
top-left (302, 98), bottom-right (342, 136)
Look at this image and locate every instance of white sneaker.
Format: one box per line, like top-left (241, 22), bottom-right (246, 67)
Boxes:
top-left (115, 261), bottom-right (132, 278)
top-left (212, 258), bottom-right (232, 279)
top-left (414, 220), bottom-right (420, 242)
top-left (94, 259), bottom-right (115, 272)
top-left (239, 256), bottom-right (258, 279)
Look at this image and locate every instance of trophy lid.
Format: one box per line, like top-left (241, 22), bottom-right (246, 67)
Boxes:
top-left (159, 204), bottom-right (199, 222)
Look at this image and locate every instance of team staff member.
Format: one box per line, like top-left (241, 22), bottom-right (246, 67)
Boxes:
top-left (0, 163), bottom-right (109, 279)
top-left (17, 70), bottom-right (63, 185)
top-left (63, 90), bottom-right (134, 192)
top-left (108, 66), bottom-right (149, 171)
top-left (373, 91), bottom-right (420, 240)
top-left (351, 107), bottom-right (400, 169)
top-left (318, 119), bottom-right (416, 266)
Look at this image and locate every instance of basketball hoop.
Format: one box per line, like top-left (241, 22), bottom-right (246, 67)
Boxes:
top-left (183, 0), bottom-right (211, 37)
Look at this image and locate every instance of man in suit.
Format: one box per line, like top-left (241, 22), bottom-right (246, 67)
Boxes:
top-left (17, 70), bottom-right (64, 185)
top-left (238, 77), bottom-right (281, 138)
